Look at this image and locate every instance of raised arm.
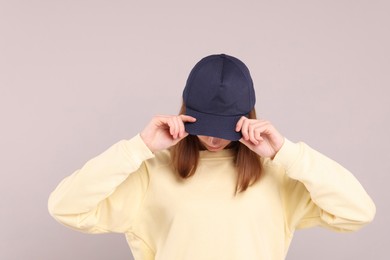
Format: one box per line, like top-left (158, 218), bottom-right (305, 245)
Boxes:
top-left (236, 116), bottom-right (375, 232)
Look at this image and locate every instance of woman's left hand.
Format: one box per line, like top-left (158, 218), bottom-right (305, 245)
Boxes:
top-left (236, 117), bottom-right (285, 158)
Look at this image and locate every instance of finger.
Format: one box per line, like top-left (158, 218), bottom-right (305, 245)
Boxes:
top-left (154, 115), bottom-right (174, 128)
top-left (254, 126), bottom-right (265, 142)
top-left (178, 115), bottom-right (196, 138)
top-left (240, 118), bottom-right (250, 141)
top-left (248, 123), bottom-right (259, 145)
top-left (239, 137), bottom-right (253, 149)
top-left (177, 116), bottom-right (186, 138)
top-left (180, 115), bottom-right (197, 123)
top-left (166, 116), bottom-right (179, 139)
top-left (253, 120), bottom-right (273, 137)
top-left (241, 119), bottom-right (269, 145)
top-left (235, 116), bottom-right (246, 132)
top-left (167, 118), bottom-right (176, 137)
top-left (252, 120), bottom-right (269, 137)
top-left (172, 116), bottom-right (181, 139)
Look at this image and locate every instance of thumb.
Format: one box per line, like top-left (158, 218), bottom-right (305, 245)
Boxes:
top-left (239, 137), bottom-right (254, 148)
top-left (170, 132), bottom-right (190, 146)
top-left (239, 137), bottom-right (263, 155)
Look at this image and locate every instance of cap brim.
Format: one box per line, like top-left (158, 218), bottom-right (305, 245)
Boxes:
top-left (184, 108), bottom-right (243, 141)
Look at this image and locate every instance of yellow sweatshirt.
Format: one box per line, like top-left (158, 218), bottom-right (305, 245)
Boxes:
top-left (48, 135), bottom-right (375, 260)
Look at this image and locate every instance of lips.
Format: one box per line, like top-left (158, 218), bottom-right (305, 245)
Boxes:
top-left (197, 135), bottom-right (231, 151)
top-left (204, 144), bottom-right (223, 151)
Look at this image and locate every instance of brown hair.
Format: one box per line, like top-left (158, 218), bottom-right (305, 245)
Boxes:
top-left (170, 105), bottom-right (262, 193)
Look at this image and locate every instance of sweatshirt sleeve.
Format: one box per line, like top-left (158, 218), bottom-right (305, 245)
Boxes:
top-left (48, 134), bottom-right (154, 234)
top-left (273, 138), bottom-right (376, 233)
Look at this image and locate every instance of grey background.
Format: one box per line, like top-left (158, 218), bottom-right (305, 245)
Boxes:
top-left (1, 0), bottom-right (388, 259)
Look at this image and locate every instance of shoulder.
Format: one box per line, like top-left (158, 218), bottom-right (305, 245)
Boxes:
top-left (260, 157), bottom-right (298, 188)
top-left (144, 149), bottom-right (172, 170)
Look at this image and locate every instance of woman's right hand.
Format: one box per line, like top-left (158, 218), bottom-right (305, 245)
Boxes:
top-left (140, 115), bottom-right (196, 153)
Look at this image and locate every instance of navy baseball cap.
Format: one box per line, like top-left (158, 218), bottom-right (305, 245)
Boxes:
top-left (183, 54), bottom-right (256, 141)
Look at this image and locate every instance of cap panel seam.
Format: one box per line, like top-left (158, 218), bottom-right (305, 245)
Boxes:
top-left (225, 56), bottom-right (255, 108)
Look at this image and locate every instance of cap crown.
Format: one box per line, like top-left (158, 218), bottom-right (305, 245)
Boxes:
top-left (183, 54), bottom-right (255, 116)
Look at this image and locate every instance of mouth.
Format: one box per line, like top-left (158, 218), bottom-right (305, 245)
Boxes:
top-left (197, 135), bottom-right (231, 152)
top-left (204, 144), bottom-right (223, 151)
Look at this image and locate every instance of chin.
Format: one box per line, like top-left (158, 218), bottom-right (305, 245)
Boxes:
top-left (205, 146), bottom-right (225, 152)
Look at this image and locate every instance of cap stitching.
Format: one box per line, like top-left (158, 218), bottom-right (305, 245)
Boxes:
top-left (225, 56), bottom-right (255, 108)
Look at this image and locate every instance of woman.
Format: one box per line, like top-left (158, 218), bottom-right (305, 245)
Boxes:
top-left (48, 54), bottom-right (375, 259)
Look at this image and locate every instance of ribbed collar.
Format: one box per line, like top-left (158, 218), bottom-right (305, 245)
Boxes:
top-left (199, 149), bottom-right (235, 159)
